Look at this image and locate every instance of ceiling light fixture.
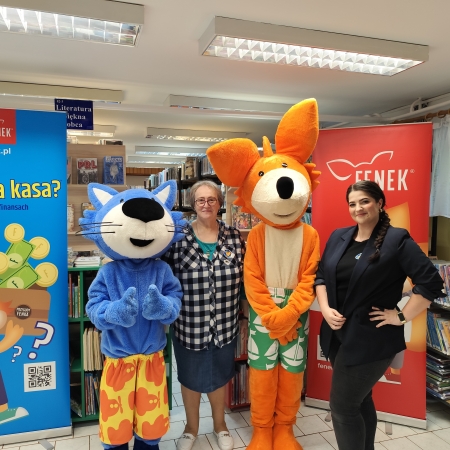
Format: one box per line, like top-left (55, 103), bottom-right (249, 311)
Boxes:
top-left (146, 127), bottom-right (247, 142)
top-left (199, 17), bottom-right (428, 76)
top-left (0, 81), bottom-right (123, 102)
top-left (164, 95), bottom-right (291, 113)
top-left (128, 157), bottom-right (185, 166)
top-left (135, 146), bottom-right (207, 157)
top-left (0, 0), bottom-right (144, 46)
top-left (67, 124), bottom-right (116, 137)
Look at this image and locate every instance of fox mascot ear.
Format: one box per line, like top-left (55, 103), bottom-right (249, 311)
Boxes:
top-left (275, 99), bottom-right (318, 163)
top-left (207, 99), bottom-right (319, 187)
top-left (206, 138), bottom-right (260, 187)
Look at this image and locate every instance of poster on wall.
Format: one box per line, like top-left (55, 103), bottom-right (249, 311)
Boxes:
top-left (0, 109), bottom-right (70, 442)
top-left (306, 123), bottom-right (433, 426)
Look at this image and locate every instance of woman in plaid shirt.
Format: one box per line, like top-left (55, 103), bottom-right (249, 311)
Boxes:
top-left (163, 180), bottom-right (245, 450)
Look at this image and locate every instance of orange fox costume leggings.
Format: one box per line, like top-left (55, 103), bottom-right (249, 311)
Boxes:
top-left (99, 352), bottom-right (169, 446)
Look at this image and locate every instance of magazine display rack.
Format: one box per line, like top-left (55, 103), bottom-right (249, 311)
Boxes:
top-left (68, 267), bottom-right (173, 422)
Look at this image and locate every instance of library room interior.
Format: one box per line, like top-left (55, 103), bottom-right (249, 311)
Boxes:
top-left (2, 1), bottom-right (450, 450)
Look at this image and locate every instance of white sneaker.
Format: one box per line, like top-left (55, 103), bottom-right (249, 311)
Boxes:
top-left (176, 433), bottom-right (196, 450)
top-left (214, 431), bottom-right (234, 450)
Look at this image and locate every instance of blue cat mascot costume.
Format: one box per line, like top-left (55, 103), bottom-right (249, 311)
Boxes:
top-left (80, 181), bottom-right (186, 450)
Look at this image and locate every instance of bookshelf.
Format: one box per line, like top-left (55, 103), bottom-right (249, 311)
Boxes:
top-left (225, 295), bottom-right (250, 410)
top-left (68, 266), bottom-right (173, 423)
top-left (426, 260), bottom-right (450, 405)
top-left (67, 144), bottom-right (127, 252)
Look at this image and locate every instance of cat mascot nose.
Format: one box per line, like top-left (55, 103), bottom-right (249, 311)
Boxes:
top-left (122, 197), bottom-right (165, 223)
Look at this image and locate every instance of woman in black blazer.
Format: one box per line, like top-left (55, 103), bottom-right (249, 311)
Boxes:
top-left (315, 180), bottom-right (444, 450)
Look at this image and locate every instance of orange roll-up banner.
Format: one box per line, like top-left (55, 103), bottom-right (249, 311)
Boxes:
top-left (306, 123), bottom-right (432, 428)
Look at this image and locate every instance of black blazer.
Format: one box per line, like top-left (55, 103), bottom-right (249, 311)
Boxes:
top-left (316, 224), bottom-right (444, 366)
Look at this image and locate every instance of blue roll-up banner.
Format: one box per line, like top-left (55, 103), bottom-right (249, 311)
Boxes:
top-left (0, 109), bottom-right (71, 444)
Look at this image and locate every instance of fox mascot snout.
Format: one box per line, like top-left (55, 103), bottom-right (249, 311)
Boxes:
top-left (207, 99), bottom-right (321, 450)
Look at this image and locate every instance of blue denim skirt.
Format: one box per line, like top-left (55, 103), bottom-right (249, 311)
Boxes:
top-left (172, 329), bottom-right (237, 393)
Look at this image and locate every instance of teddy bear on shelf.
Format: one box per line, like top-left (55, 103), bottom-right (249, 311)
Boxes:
top-left (80, 181), bottom-right (185, 450)
top-left (207, 99), bottom-right (321, 450)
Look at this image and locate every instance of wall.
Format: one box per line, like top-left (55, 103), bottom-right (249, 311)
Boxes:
top-left (437, 216), bottom-right (450, 260)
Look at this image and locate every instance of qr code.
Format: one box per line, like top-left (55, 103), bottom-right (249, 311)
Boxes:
top-left (24, 361), bottom-right (56, 392)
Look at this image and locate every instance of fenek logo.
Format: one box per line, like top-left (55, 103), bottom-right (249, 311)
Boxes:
top-left (326, 151), bottom-right (409, 191)
top-left (0, 109), bottom-right (16, 145)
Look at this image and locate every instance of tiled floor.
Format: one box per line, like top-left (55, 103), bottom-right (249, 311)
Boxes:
top-left (3, 361), bottom-right (450, 450)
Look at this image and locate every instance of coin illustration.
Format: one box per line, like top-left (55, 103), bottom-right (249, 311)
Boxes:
top-left (29, 237), bottom-right (50, 260)
top-left (4, 224), bottom-right (25, 243)
top-left (0, 253), bottom-right (8, 274)
top-left (35, 262), bottom-right (58, 287)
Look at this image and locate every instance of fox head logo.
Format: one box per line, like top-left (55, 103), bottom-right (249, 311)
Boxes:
top-left (207, 99), bottom-right (320, 229)
top-left (326, 151), bottom-right (393, 181)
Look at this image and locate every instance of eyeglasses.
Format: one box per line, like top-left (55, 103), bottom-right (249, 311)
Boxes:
top-left (195, 197), bottom-right (218, 206)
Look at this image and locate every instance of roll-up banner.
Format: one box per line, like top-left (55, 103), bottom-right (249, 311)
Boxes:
top-left (307, 123), bottom-right (433, 428)
top-left (0, 109), bottom-right (71, 444)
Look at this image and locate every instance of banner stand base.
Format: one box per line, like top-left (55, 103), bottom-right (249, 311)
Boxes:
top-left (0, 425), bottom-right (72, 446)
top-left (305, 397), bottom-right (427, 430)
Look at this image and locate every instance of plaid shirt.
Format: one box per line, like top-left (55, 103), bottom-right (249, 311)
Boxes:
top-left (162, 221), bottom-right (245, 350)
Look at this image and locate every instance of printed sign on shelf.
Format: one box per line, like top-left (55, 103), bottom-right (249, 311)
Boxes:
top-left (307, 123), bottom-right (432, 423)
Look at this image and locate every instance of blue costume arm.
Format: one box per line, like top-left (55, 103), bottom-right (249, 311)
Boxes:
top-left (87, 273), bottom-right (138, 330)
top-left (142, 264), bottom-right (182, 325)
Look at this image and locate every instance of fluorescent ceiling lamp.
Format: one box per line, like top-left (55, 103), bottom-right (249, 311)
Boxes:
top-left (164, 95), bottom-right (291, 113)
top-left (0, 81), bottom-right (123, 102)
top-left (135, 146), bottom-right (207, 156)
top-left (146, 127), bottom-right (247, 142)
top-left (0, 0), bottom-right (144, 46)
top-left (136, 151), bottom-right (206, 157)
top-left (128, 158), bottom-right (184, 165)
top-left (67, 124), bottom-right (115, 137)
top-left (199, 17), bottom-right (428, 76)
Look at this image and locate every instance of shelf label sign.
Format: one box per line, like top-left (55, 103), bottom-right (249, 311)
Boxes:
top-left (54, 98), bottom-right (93, 130)
top-left (308, 123), bottom-right (433, 424)
top-left (0, 109), bottom-right (70, 442)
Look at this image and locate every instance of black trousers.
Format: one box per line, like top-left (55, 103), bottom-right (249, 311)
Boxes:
top-left (329, 339), bottom-right (394, 450)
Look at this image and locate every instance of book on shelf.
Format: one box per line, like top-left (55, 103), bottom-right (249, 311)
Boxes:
top-left (231, 205), bottom-right (251, 230)
top-left (81, 202), bottom-right (95, 215)
top-left (74, 256), bottom-right (101, 267)
top-left (200, 155), bottom-right (215, 176)
top-left (183, 157), bottom-right (198, 180)
top-left (70, 396), bottom-right (82, 417)
top-left (83, 326), bottom-right (103, 371)
top-left (103, 156), bottom-right (124, 185)
top-left (77, 158), bottom-right (98, 184)
top-left (67, 204), bottom-right (75, 232)
top-left (432, 261), bottom-right (450, 308)
top-left (427, 309), bottom-right (450, 355)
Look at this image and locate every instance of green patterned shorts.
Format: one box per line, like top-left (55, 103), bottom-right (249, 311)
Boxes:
top-left (248, 287), bottom-right (309, 373)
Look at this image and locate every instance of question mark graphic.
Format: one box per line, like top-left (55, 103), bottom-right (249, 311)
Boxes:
top-left (52, 179), bottom-right (61, 197)
top-left (28, 321), bottom-right (55, 360)
top-left (12, 345), bottom-right (22, 362)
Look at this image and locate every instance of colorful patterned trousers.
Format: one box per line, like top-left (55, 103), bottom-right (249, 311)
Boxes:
top-left (99, 351), bottom-right (169, 447)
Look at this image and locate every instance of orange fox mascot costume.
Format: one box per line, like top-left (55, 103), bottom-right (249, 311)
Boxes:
top-left (207, 99), bottom-right (320, 450)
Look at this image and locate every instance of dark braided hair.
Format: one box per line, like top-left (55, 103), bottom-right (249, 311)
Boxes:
top-left (346, 180), bottom-right (391, 262)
